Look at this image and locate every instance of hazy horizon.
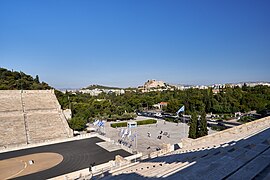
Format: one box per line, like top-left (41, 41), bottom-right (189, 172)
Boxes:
top-left (1, 0), bottom-right (270, 88)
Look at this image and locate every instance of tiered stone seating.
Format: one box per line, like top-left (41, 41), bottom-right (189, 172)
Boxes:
top-left (168, 130), bottom-right (270, 180)
top-left (26, 112), bottom-right (68, 143)
top-left (22, 90), bottom-right (72, 143)
top-left (170, 129), bottom-right (270, 179)
top-left (22, 91), bottom-right (59, 111)
top-left (0, 113), bottom-right (27, 146)
top-left (0, 90), bottom-right (72, 147)
top-left (0, 91), bottom-right (22, 112)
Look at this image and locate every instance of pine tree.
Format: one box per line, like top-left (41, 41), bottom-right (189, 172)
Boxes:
top-left (188, 112), bottom-right (198, 139)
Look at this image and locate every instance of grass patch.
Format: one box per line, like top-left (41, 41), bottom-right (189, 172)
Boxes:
top-left (111, 119), bottom-right (157, 128)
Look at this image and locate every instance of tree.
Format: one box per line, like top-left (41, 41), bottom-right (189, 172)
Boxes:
top-left (54, 83), bottom-right (270, 123)
top-left (188, 112), bottom-right (198, 139)
top-left (198, 111), bottom-right (208, 137)
top-left (34, 75), bottom-right (40, 83)
top-left (68, 116), bottom-right (87, 131)
top-left (242, 83), bottom-right (248, 91)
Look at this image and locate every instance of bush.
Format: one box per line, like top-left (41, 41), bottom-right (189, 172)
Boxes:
top-left (110, 119), bottom-right (157, 128)
top-left (137, 119), bottom-right (157, 125)
top-left (111, 122), bottom-right (127, 128)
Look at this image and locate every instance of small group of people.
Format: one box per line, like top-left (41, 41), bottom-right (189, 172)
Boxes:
top-left (118, 139), bottom-right (132, 148)
top-left (156, 130), bottom-right (170, 139)
top-left (147, 130), bottom-right (170, 140)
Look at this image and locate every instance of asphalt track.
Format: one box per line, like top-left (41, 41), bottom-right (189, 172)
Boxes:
top-left (0, 137), bottom-right (132, 179)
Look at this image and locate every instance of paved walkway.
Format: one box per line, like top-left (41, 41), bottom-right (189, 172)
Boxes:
top-left (102, 117), bottom-right (216, 154)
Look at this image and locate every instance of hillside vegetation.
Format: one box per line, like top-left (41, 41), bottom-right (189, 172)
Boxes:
top-left (57, 85), bottom-right (270, 122)
top-left (0, 68), bottom-right (51, 90)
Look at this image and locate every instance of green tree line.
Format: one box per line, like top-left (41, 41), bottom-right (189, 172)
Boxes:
top-left (0, 68), bottom-right (51, 90)
top-left (55, 85), bottom-right (270, 131)
top-left (56, 85), bottom-right (270, 121)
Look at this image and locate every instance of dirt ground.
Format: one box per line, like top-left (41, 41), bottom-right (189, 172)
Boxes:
top-left (0, 152), bottom-right (63, 179)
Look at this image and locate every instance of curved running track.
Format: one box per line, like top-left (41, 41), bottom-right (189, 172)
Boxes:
top-left (0, 137), bottom-right (131, 179)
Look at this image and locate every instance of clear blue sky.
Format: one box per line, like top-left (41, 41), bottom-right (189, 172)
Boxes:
top-left (1, 0), bottom-right (270, 88)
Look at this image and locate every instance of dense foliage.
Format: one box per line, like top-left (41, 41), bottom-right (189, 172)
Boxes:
top-left (0, 68), bottom-right (51, 90)
top-left (68, 116), bottom-right (87, 131)
top-left (57, 85), bottom-right (270, 122)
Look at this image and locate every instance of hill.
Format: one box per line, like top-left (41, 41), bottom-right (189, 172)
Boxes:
top-left (0, 67), bottom-right (51, 90)
top-left (85, 84), bottom-right (121, 90)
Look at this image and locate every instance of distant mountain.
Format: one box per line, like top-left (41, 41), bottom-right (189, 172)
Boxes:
top-left (84, 84), bottom-right (121, 90)
top-left (0, 67), bottom-right (52, 90)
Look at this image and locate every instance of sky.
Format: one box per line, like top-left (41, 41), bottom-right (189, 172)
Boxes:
top-left (1, 0), bottom-right (270, 89)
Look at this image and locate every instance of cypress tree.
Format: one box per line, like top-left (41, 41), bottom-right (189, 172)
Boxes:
top-left (34, 75), bottom-right (40, 83)
top-left (188, 112), bottom-right (198, 139)
top-left (199, 111), bottom-right (208, 137)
